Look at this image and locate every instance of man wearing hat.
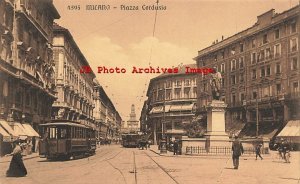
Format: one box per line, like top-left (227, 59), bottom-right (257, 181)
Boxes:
top-left (232, 135), bottom-right (244, 169)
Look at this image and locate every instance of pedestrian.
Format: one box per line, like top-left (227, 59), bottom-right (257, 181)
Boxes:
top-left (231, 135), bottom-right (244, 169)
top-left (255, 144), bottom-right (263, 160)
top-left (281, 140), bottom-right (291, 163)
top-left (173, 140), bottom-right (179, 155)
top-left (6, 140), bottom-right (27, 177)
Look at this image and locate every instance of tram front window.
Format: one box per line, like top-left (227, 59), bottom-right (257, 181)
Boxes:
top-left (49, 127), bottom-right (57, 139)
top-left (60, 127), bottom-right (67, 139)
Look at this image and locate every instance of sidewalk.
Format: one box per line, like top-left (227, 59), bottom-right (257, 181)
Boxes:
top-left (149, 146), bottom-right (275, 160)
top-left (0, 152), bottom-right (40, 163)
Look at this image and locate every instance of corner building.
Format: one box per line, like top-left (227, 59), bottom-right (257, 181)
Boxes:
top-left (145, 64), bottom-right (197, 145)
top-left (195, 6), bottom-right (300, 138)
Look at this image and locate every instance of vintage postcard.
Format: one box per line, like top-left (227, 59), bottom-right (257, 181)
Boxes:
top-left (0, 0), bottom-right (299, 183)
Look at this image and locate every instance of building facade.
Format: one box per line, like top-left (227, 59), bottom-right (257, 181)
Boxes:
top-left (93, 83), bottom-right (122, 142)
top-left (144, 64), bottom-right (197, 145)
top-left (195, 6), bottom-right (300, 138)
top-left (0, 0), bottom-right (60, 155)
top-left (52, 23), bottom-right (95, 126)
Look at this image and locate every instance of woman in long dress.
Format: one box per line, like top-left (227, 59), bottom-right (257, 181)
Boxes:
top-left (6, 140), bottom-right (27, 177)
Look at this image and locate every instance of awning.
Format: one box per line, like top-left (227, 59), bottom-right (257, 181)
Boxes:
top-left (0, 120), bottom-right (18, 137)
top-left (181, 104), bottom-right (195, 111)
top-left (0, 126), bottom-right (11, 142)
top-left (170, 105), bottom-right (182, 111)
top-left (150, 106), bottom-right (163, 114)
top-left (22, 124), bottom-right (40, 137)
top-left (277, 120), bottom-right (300, 137)
top-left (13, 123), bottom-right (28, 140)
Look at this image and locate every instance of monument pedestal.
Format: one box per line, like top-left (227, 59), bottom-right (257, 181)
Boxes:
top-left (205, 100), bottom-right (230, 147)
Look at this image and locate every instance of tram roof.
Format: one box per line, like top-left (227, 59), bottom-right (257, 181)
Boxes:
top-left (40, 121), bottom-right (90, 128)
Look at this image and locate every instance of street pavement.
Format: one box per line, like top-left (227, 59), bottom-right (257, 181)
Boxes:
top-left (0, 145), bottom-right (299, 184)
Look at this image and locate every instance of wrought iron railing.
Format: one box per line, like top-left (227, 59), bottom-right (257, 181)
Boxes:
top-left (186, 146), bottom-right (269, 155)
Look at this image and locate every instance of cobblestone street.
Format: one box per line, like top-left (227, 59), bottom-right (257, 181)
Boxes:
top-left (0, 145), bottom-right (299, 184)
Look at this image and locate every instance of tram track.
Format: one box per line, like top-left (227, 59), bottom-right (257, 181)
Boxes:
top-left (143, 151), bottom-right (180, 184)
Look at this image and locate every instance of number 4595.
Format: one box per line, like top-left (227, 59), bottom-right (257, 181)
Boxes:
top-left (67, 5), bottom-right (80, 10)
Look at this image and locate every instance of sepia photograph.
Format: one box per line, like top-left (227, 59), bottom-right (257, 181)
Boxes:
top-left (0, 0), bottom-right (299, 183)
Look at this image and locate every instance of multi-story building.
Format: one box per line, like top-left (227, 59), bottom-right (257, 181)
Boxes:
top-left (195, 6), bottom-right (300, 138)
top-left (52, 23), bottom-right (95, 126)
top-left (144, 64), bottom-right (198, 145)
top-left (93, 83), bottom-right (122, 141)
top-left (0, 0), bottom-right (60, 155)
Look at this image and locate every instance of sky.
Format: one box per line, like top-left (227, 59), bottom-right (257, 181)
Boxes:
top-left (53, 0), bottom-right (299, 121)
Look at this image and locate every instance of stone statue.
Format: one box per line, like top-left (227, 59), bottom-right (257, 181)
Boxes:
top-left (209, 67), bottom-right (222, 100)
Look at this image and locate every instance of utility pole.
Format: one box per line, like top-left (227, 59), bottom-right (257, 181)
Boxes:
top-left (160, 84), bottom-right (167, 154)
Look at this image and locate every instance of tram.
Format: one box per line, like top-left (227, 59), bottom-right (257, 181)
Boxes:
top-left (39, 120), bottom-right (96, 160)
top-left (121, 133), bottom-right (141, 148)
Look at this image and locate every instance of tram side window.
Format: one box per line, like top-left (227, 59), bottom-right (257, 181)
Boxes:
top-left (49, 127), bottom-right (57, 139)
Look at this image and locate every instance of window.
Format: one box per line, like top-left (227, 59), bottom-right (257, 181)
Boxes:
top-left (290, 38), bottom-right (298, 52)
top-left (291, 57), bottom-right (298, 70)
top-left (240, 93), bottom-right (245, 101)
top-left (231, 47), bottom-right (236, 55)
top-left (265, 48), bottom-right (271, 60)
top-left (184, 88), bottom-right (190, 98)
top-left (231, 59), bottom-right (236, 71)
top-left (175, 80), bottom-right (181, 87)
top-left (291, 22), bottom-right (296, 33)
top-left (174, 89), bottom-right (181, 99)
top-left (231, 75), bottom-right (236, 85)
top-left (166, 90), bottom-right (171, 100)
top-left (192, 87), bottom-right (197, 98)
top-left (263, 34), bottom-right (268, 44)
top-left (275, 29), bottom-right (280, 39)
top-left (252, 69), bottom-right (257, 79)
top-left (240, 43), bottom-right (244, 52)
top-left (258, 50), bottom-right (265, 62)
top-left (293, 82), bottom-right (299, 93)
top-left (252, 39), bottom-right (256, 48)
top-left (184, 79), bottom-right (191, 86)
top-left (276, 63), bottom-right (281, 74)
top-left (60, 128), bottom-right (67, 139)
top-left (266, 65), bottom-right (271, 76)
top-left (166, 81), bottom-right (172, 88)
top-left (261, 68), bottom-right (265, 77)
top-left (49, 127), bottom-right (57, 139)
top-left (274, 44), bottom-right (281, 57)
top-left (239, 57), bottom-right (244, 68)
top-left (221, 63), bottom-right (225, 73)
top-left (253, 91), bottom-right (257, 99)
top-left (251, 52), bottom-right (256, 64)
top-left (240, 73), bottom-right (244, 83)
top-left (276, 84), bottom-right (281, 95)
